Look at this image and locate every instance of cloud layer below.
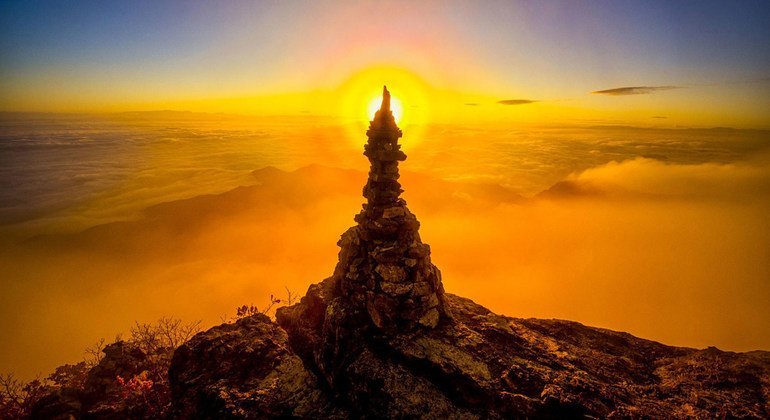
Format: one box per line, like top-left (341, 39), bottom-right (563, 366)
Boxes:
top-left (1, 115), bottom-right (768, 380)
top-left (2, 157), bottom-right (769, 379)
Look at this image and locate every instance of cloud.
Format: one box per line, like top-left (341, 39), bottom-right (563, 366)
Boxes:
top-left (591, 86), bottom-right (680, 96)
top-left (538, 157), bottom-right (770, 200)
top-left (497, 99), bottom-right (537, 105)
top-left (423, 157), bottom-right (770, 356)
top-left (4, 159), bottom-right (770, 380)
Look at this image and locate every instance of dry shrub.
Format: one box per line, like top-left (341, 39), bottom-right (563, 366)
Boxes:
top-left (1, 317), bottom-right (200, 418)
top-left (0, 374), bottom-right (47, 418)
top-left (227, 287), bottom-right (297, 322)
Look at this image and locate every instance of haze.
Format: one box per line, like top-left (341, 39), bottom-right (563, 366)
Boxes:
top-left (1, 0), bottom-right (769, 379)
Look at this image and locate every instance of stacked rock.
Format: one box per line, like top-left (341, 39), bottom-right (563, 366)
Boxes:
top-left (332, 86), bottom-right (447, 333)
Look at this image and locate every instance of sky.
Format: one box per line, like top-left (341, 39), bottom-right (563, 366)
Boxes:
top-left (0, 1), bottom-right (769, 379)
top-left (1, 0), bottom-right (769, 127)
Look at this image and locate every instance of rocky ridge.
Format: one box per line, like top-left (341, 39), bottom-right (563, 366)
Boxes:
top-left (171, 291), bottom-right (770, 418)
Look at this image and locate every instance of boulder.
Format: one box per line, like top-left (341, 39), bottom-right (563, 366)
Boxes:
top-left (168, 314), bottom-right (344, 418)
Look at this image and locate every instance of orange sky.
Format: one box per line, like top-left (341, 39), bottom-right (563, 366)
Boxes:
top-left (1, 1), bottom-right (769, 128)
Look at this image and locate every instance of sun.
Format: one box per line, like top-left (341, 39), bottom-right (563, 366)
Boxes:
top-left (336, 66), bottom-right (431, 148)
top-left (367, 94), bottom-right (403, 124)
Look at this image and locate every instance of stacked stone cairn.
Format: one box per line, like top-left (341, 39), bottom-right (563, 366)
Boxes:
top-left (332, 86), bottom-right (447, 333)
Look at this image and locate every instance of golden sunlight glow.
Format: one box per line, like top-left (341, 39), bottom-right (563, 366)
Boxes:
top-left (367, 95), bottom-right (403, 124)
top-left (336, 66), bottom-right (432, 148)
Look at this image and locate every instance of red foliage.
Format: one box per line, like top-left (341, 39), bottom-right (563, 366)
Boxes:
top-left (113, 372), bottom-right (170, 418)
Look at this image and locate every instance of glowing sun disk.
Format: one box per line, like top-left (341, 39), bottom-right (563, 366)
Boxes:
top-left (368, 95), bottom-right (403, 124)
top-left (336, 66), bottom-right (431, 149)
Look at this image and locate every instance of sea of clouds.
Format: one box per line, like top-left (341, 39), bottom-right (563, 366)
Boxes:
top-left (1, 113), bottom-right (768, 379)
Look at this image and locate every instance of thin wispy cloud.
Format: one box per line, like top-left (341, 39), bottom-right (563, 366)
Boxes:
top-left (592, 86), bottom-right (680, 96)
top-left (497, 99), bottom-right (537, 105)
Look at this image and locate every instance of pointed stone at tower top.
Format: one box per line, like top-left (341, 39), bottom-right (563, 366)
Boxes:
top-left (381, 85), bottom-right (391, 113)
top-left (371, 85), bottom-right (397, 129)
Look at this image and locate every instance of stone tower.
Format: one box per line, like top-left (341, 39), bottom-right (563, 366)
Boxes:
top-left (332, 86), bottom-right (447, 333)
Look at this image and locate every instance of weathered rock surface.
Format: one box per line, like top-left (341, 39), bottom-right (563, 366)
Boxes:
top-left (31, 287), bottom-right (770, 418)
top-left (274, 283), bottom-right (769, 418)
top-left (168, 314), bottom-right (344, 419)
top-left (160, 286), bottom-right (770, 418)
